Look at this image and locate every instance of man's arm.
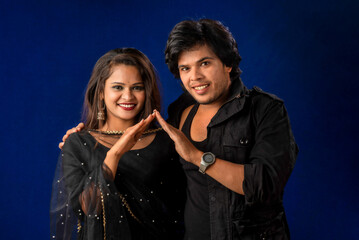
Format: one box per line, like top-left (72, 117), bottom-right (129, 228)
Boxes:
top-left (155, 100), bottom-right (297, 200)
top-left (242, 100), bottom-right (297, 204)
top-left (155, 110), bottom-right (245, 194)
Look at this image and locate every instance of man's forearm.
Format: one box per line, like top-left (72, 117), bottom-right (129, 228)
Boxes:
top-left (188, 150), bottom-right (245, 195)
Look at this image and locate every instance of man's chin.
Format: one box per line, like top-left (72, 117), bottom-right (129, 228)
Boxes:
top-left (195, 97), bottom-right (215, 105)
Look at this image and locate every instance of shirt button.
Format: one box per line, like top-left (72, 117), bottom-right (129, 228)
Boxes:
top-left (240, 138), bottom-right (249, 146)
top-left (210, 196), bottom-right (216, 201)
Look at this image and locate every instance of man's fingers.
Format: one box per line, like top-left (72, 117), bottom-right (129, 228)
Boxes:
top-left (154, 110), bottom-right (165, 123)
top-left (65, 123), bottom-right (84, 135)
top-left (60, 123), bottom-right (85, 150)
top-left (66, 128), bottom-right (75, 136)
top-left (76, 122), bottom-right (85, 130)
top-left (62, 134), bottom-right (69, 142)
top-left (154, 110), bottom-right (176, 137)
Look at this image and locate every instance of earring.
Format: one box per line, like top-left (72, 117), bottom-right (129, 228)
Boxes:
top-left (97, 101), bottom-right (106, 120)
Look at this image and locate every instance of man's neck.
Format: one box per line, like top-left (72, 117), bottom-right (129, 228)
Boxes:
top-left (198, 89), bottom-right (230, 113)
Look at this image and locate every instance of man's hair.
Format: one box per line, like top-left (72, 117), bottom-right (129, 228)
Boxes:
top-left (165, 19), bottom-right (242, 81)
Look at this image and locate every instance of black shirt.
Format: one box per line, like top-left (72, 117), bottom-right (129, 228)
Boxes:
top-left (180, 103), bottom-right (211, 240)
top-left (51, 130), bottom-right (185, 240)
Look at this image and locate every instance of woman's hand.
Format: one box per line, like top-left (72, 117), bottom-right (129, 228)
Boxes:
top-left (59, 123), bottom-right (85, 149)
top-left (104, 113), bottom-right (156, 178)
top-left (108, 112), bottom-right (156, 157)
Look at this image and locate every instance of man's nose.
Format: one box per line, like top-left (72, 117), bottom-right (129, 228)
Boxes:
top-left (190, 67), bottom-right (203, 81)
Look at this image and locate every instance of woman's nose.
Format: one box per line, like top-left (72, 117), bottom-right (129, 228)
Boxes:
top-left (121, 88), bottom-right (133, 100)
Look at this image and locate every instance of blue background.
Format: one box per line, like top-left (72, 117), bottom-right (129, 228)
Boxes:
top-left (0, 0), bottom-right (358, 239)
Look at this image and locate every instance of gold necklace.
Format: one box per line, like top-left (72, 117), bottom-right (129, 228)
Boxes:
top-left (89, 128), bottom-right (162, 136)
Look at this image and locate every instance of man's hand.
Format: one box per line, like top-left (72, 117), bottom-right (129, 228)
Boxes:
top-left (58, 123), bottom-right (85, 149)
top-left (156, 110), bottom-right (245, 194)
top-left (154, 110), bottom-right (202, 164)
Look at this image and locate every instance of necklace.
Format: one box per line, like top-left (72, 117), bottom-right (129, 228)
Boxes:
top-left (89, 128), bottom-right (162, 136)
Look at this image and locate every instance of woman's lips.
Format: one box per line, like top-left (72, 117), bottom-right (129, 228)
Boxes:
top-left (118, 103), bottom-right (136, 111)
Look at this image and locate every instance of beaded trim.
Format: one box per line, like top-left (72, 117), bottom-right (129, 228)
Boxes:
top-left (98, 187), bottom-right (141, 240)
top-left (77, 179), bottom-right (143, 239)
top-left (119, 193), bottom-right (141, 223)
top-left (77, 219), bottom-right (81, 233)
top-left (100, 187), bottom-right (107, 240)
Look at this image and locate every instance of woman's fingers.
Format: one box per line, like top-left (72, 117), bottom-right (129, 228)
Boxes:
top-left (138, 112), bottom-right (155, 132)
top-left (123, 112), bottom-right (155, 138)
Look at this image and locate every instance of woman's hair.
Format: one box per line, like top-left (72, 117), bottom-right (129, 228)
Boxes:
top-left (165, 19), bottom-right (242, 81)
top-left (82, 48), bottom-right (161, 130)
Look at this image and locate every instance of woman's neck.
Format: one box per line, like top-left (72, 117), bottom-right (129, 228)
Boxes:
top-left (100, 117), bottom-right (135, 132)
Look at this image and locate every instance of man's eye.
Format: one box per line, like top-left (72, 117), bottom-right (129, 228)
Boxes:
top-left (201, 61), bottom-right (210, 66)
top-left (180, 67), bottom-right (189, 71)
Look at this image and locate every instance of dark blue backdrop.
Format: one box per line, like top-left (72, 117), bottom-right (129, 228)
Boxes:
top-left (0, 0), bottom-right (358, 239)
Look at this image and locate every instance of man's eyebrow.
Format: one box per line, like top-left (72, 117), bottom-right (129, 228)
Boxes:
top-left (178, 56), bottom-right (215, 68)
top-left (197, 56), bottom-right (214, 63)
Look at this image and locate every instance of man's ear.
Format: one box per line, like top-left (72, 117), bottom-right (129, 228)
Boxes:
top-left (225, 65), bottom-right (232, 73)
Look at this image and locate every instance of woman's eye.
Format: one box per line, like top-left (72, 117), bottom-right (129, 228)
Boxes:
top-left (180, 67), bottom-right (189, 71)
top-left (112, 85), bottom-right (123, 90)
top-left (133, 86), bottom-right (145, 91)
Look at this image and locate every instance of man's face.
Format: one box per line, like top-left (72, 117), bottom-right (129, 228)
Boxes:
top-left (177, 44), bottom-right (232, 106)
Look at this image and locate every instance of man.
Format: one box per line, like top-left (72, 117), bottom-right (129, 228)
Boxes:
top-left (61, 19), bottom-right (298, 240)
top-left (153, 19), bottom-right (298, 239)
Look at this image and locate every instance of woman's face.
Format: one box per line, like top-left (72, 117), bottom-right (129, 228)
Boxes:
top-left (102, 64), bottom-right (146, 127)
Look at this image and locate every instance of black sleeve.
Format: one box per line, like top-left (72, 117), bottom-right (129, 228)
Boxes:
top-left (243, 100), bottom-right (298, 206)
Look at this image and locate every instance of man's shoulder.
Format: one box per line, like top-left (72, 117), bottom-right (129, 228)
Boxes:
top-left (245, 86), bottom-right (285, 117)
top-left (250, 86), bottom-right (284, 103)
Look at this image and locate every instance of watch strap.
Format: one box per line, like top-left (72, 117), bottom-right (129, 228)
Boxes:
top-left (199, 164), bottom-right (207, 174)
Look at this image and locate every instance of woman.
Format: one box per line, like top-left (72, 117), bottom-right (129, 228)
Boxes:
top-left (50, 48), bottom-right (185, 240)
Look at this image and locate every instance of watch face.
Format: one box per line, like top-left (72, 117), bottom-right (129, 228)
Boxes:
top-left (203, 153), bottom-right (214, 163)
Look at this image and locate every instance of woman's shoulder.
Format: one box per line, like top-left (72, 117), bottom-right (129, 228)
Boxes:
top-left (61, 131), bottom-right (96, 164)
top-left (63, 131), bottom-right (94, 150)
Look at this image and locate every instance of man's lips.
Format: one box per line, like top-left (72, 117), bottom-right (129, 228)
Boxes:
top-left (192, 84), bottom-right (209, 94)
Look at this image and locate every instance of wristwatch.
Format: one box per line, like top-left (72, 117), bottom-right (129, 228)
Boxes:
top-left (199, 152), bottom-right (216, 174)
